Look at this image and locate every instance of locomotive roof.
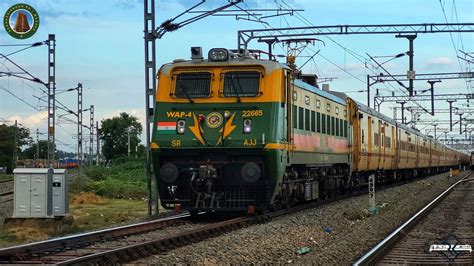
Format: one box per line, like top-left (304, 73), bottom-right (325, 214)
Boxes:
top-left (159, 57), bottom-right (287, 76)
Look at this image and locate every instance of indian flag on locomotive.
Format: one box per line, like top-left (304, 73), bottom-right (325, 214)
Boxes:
top-left (156, 121), bottom-right (176, 133)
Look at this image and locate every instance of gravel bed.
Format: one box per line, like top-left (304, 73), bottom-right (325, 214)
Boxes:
top-left (133, 171), bottom-right (467, 264)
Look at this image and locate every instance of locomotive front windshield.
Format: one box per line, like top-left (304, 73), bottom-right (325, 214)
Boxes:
top-left (223, 71), bottom-right (260, 97)
top-left (175, 72), bottom-right (211, 98)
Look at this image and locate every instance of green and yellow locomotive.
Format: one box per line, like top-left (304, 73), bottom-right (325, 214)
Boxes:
top-left (151, 47), bottom-right (351, 213)
top-left (151, 47), bottom-right (469, 213)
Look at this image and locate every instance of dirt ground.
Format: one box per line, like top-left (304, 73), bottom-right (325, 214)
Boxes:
top-left (0, 192), bottom-right (151, 247)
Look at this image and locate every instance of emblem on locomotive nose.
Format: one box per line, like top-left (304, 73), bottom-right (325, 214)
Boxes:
top-left (206, 112), bottom-right (223, 128)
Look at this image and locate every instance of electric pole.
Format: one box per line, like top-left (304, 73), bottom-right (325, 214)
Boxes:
top-left (12, 120), bottom-right (17, 171)
top-left (47, 34), bottom-right (56, 167)
top-left (427, 80), bottom-right (441, 115)
top-left (447, 100), bottom-right (456, 131)
top-left (397, 101), bottom-right (406, 124)
top-left (89, 105), bottom-right (94, 166)
top-left (36, 128), bottom-right (40, 160)
top-left (77, 83), bottom-right (83, 189)
top-left (458, 113), bottom-right (463, 134)
top-left (96, 121), bottom-right (100, 165)
top-left (127, 127), bottom-right (131, 158)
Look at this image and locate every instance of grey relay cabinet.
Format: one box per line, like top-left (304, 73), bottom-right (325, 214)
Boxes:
top-left (13, 168), bottom-right (53, 218)
top-left (13, 168), bottom-right (69, 218)
top-left (52, 169), bottom-right (69, 216)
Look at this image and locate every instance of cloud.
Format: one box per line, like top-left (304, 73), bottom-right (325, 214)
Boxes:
top-left (7, 111), bottom-right (48, 127)
top-left (114, 0), bottom-right (141, 10)
top-left (425, 57), bottom-right (454, 67)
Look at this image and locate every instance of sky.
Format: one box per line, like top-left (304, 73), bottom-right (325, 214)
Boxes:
top-left (0, 0), bottom-right (473, 153)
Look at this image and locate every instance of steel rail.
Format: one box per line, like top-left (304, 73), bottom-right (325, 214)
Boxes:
top-left (0, 190), bottom-right (13, 203)
top-left (0, 212), bottom-right (192, 262)
top-left (353, 171), bottom-right (472, 266)
top-left (0, 191), bottom-right (13, 197)
top-left (55, 171), bottom-right (461, 265)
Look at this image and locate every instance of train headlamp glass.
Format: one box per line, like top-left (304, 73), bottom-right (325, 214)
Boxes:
top-left (224, 111), bottom-right (231, 119)
top-left (243, 118), bottom-right (252, 134)
top-left (208, 48), bottom-right (229, 62)
top-left (176, 119), bottom-right (186, 134)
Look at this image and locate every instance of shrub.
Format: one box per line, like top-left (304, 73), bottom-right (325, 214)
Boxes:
top-left (84, 165), bottom-right (108, 181)
top-left (83, 157), bottom-right (147, 199)
top-left (86, 178), bottom-right (146, 199)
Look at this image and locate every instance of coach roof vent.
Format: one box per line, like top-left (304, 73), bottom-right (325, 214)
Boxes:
top-left (322, 84), bottom-right (330, 92)
top-left (302, 74), bottom-right (318, 87)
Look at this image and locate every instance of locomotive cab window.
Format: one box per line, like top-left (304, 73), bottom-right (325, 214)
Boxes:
top-left (223, 71), bottom-right (261, 97)
top-left (174, 72), bottom-right (212, 98)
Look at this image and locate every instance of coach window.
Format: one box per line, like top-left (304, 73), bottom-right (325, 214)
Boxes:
top-left (293, 105), bottom-right (297, 129)
top-left (305, 108), bottom-right (310, 131)
top-left (317, 112), bottom-right (321, 133)
top-left (298, 107), bottom-right (304, 130)
top-left (174, 72), bottom-right (211, 98)
top-left (327, 115), bottom-right (331, 135)
top-left (344, 120), bottom-right (348, 137)
top-left (311, 110), bottom-right (316, 132)
top-left (322, 114), bottom-right (326, 134)
top-left (338, 118), bottom-right (342, 136)
top-left (223, 71), bottom-right (261, 97)
top-left (331, 116), bottom-right (335, 135)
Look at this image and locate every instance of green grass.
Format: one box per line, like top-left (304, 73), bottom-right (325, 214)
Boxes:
top-left (0, 174), bottom-right (12, 181)
top-left (81, 157), bottom-right (148, 199)
top-left (69, 197), bottom-right (148, 231)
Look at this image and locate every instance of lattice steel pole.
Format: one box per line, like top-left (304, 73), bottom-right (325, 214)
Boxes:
top-left (144, 0), bottom-right (157, 216)
top-left (12, 120), bottom-right (17, 171)
top-left (89, 105), bottom-right (94, 166)
top-left (36, 128), bottom-right (40, 159)
top-left (96, 121), bottom-right (100, 165)
top-left (47, 34), bottom-right (56, 167)
top-left (77, 83), bottom-right (83, 189)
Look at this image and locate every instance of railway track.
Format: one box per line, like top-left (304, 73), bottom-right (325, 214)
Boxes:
top-left (354, 171), bottom-right (473, 265)
top-left (0, 170), bottom-right (468, 265)
top-left (0, 212), bottom-right (194, 264)
top-left (0, 178), bottom-right (377, 265)
top-left (0, 179), bottom-right (14, 204)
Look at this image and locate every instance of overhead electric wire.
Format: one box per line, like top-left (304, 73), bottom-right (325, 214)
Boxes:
top-left (0, 84), bottom-right (40, 111)
top-left (276, 0), bottom-right (431, 118)
top-left (439, 0), bottom-right (471, 93)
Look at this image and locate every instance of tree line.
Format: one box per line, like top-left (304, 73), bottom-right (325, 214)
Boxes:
top-left (0, 112), bottom-right (144, 172)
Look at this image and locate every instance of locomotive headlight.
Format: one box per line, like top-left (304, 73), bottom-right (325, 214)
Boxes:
top-left (224, 111), bottom-right (231, 119)
top-left (243, 118), bottom-right (252, 134)
top-left (208, 48), bottom-right (229, 62)
top-left (176, 119), bottom-right (186, 134)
